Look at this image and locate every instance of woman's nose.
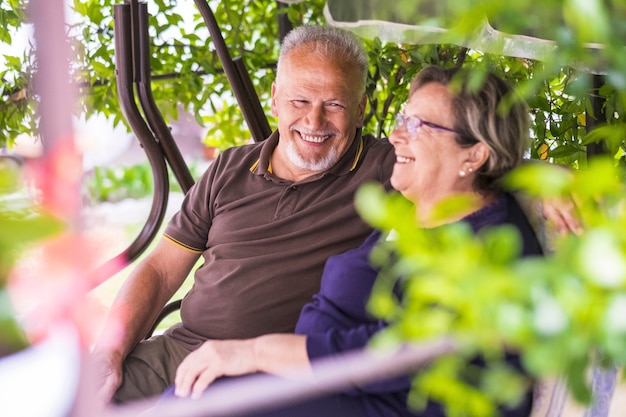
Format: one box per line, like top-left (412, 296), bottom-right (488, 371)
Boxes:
top-left (389, 126), bottom-right (407, 146)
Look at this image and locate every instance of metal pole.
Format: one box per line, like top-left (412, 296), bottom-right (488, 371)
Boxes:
top-left (586, 74), bottom-right (607, 158)
top-left (113, 2), bottom-right (169, 262)
top-left (277, 1), bottom-right (294, 42)
top-left (194, 0), bottom-right (272, 142)
top-left (135, 2), bottom-right (196, 192)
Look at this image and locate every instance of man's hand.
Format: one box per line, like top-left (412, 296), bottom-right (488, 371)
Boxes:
top-left (174, 339), bottom-right (257, 399)
top-left (542, 196), bottom-right (583, 236)
top-left (92, 350), bottom-right (124, 406)
top-left (175, 334), bottom-right (309, 399)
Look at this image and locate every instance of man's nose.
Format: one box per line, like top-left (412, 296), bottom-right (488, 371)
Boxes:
top-left (304, 104), bottom-right (325, 127)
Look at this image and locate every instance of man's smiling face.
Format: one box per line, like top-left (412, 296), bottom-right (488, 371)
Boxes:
top-left (271, 46), bottom-right (366, 176)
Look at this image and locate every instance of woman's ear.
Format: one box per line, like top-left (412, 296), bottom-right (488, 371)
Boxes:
top-left (466, 142), bottom-right (490, 172)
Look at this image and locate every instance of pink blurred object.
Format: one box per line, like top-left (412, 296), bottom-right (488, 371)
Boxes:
top-left (8, 230), bottom-right (126, 349)
top-left (23, 139), bottom-right (83, 222)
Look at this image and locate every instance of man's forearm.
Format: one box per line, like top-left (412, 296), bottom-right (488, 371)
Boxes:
top-left (94, 238), bottom-right (199, 356)
top-left (95, 264), bottom-right (173, 357)
top-left (252, 334), bottom-right (311, 377)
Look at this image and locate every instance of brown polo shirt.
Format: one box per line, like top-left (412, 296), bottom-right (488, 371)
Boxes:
top-left (163, 130), bottom-right (395, 350)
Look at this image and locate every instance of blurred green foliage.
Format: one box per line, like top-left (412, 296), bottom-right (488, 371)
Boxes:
top-left (1, 0), bottom-right (624, 164)
top-left (86, 164), bottom-right (154, 203)
top-left (84, 160), bottom-right (206, 203)
top-left (0, 158), bottom-right (64, 357)
top-left (355, 157), bottom-right (626, 416)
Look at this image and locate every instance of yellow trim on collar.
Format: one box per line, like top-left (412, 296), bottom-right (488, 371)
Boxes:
top-left (350, 137), bottom-right (364, 171)
top-left (249, 158), bottom-right (273, 174)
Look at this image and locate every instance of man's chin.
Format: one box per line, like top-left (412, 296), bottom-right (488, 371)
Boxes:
top-left (288, 143), bottom-right (338, 172)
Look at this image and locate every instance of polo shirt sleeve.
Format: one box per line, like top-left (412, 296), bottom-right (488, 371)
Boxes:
top-left (163, 160), bottom-right (217, 252)
top-left (306, 323), bottom-right (413, 394)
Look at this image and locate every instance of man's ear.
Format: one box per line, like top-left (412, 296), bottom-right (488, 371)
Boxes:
top-left (466, 142), bottom-right (491, 171)
top-left (270, 82), bottom-right (278, 117)
top-left (356, 94), bottom-right (367, 128)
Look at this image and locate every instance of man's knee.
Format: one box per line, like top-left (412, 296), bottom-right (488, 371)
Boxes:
top-left (113, 336), bottom-right (190, 403)
top-left (113, 355), bottom-right (169, 403)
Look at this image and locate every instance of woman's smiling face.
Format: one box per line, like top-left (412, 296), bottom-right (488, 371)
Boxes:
top-left (389, 82), bottom-right (475, 207)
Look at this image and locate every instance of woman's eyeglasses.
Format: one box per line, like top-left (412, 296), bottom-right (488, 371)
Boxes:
top-left (394, 112), bottom-right (459, 140)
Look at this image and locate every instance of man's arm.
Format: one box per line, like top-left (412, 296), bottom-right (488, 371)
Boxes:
top-left (174, 333), bottom-right (310, 399)
top-left (173, 322), bottom-right (390, 399)
top-left (516, 159), bottom-right (582, 236)
top-left (93, 238), bottom-right (200, 403)
top-left (541, 196), bottom-right (582, 235)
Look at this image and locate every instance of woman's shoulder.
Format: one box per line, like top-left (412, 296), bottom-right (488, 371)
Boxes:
top-left (502, 192), bottom-right (545, 256)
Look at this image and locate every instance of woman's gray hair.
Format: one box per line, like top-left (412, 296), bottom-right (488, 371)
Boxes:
top-left (277, 25), bottom-right (369, 94)
top-left (410, 66), bottom-right (530, 193)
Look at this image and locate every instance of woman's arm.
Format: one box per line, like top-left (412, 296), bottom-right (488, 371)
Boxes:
top-left (306, 323), bottom-right (413, 394)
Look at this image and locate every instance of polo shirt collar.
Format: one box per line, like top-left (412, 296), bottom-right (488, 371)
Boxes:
top-left (249, 128), bottom-right (365, 178)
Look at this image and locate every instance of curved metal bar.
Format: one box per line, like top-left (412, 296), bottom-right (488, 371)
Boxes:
top-left (276, 1), bottom-right (294, 42)
top-left (194, 0), bottom-right (272, 142)
top-left (113, 2), bottom-right (170, 263)
top-left (135, 2), bottom-right (195, 193)
top-left (233, 56), bottom-right (272, 141)
top-left (586, 74), bottom-right (607, 157)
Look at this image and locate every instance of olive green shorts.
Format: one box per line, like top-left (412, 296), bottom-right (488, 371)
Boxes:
top-left (113, 334), bottom-right (192, 403)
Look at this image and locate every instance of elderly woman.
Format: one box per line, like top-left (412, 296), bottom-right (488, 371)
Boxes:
top-left (171, 66), bottom-right (543, 417)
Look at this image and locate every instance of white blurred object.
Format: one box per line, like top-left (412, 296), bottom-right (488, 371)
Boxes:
top-left (74, 114), bottom-right (132, 171)
top-left (12, 134), bottom-right (44, 159)
top-left (0, 324), bottom-right (81, 417)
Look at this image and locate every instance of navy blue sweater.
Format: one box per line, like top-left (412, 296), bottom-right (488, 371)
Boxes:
top-left (294, 193), bottom-right (543, 417)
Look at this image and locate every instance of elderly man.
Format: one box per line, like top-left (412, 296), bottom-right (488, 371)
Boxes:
top-left (95, 25), bottom-right (395, 403)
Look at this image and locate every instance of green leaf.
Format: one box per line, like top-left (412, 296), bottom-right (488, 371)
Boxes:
top-left (428, 194), bottom-right (479, 225)
top-left (0, 287), bottom-right (29, 348)
top-left (479, 225), bottom-right (522, 265)
top-left (502, 163), bottom-right (574, 198)
top-left (582, 124), bottom-right (626, 155)
top-left (564, 354), bottom-right (593, 404)
top-left (522, 341), bottom-right (566, 376)
top-left (355, 182), bottom-right (414, 231)
top-left (548, 144), bottom-right (580, 159)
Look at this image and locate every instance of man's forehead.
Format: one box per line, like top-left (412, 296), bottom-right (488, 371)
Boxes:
top-left (276, 59), bottom-right (363, 96)
top-left (276, 76), bottom-right (359, 101)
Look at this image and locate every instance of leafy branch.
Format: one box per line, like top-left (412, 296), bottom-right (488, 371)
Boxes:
top-left (355, 158), bottom-right (626, 416)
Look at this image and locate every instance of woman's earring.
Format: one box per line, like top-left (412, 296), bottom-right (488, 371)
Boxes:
top-left (468, 167), bottom-right (474, 173)
top-left (459, 170), bottom-right (467, 177)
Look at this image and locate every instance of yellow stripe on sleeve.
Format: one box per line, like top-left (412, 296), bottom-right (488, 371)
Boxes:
top-left (163, 234), bottom-right (204, 253)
